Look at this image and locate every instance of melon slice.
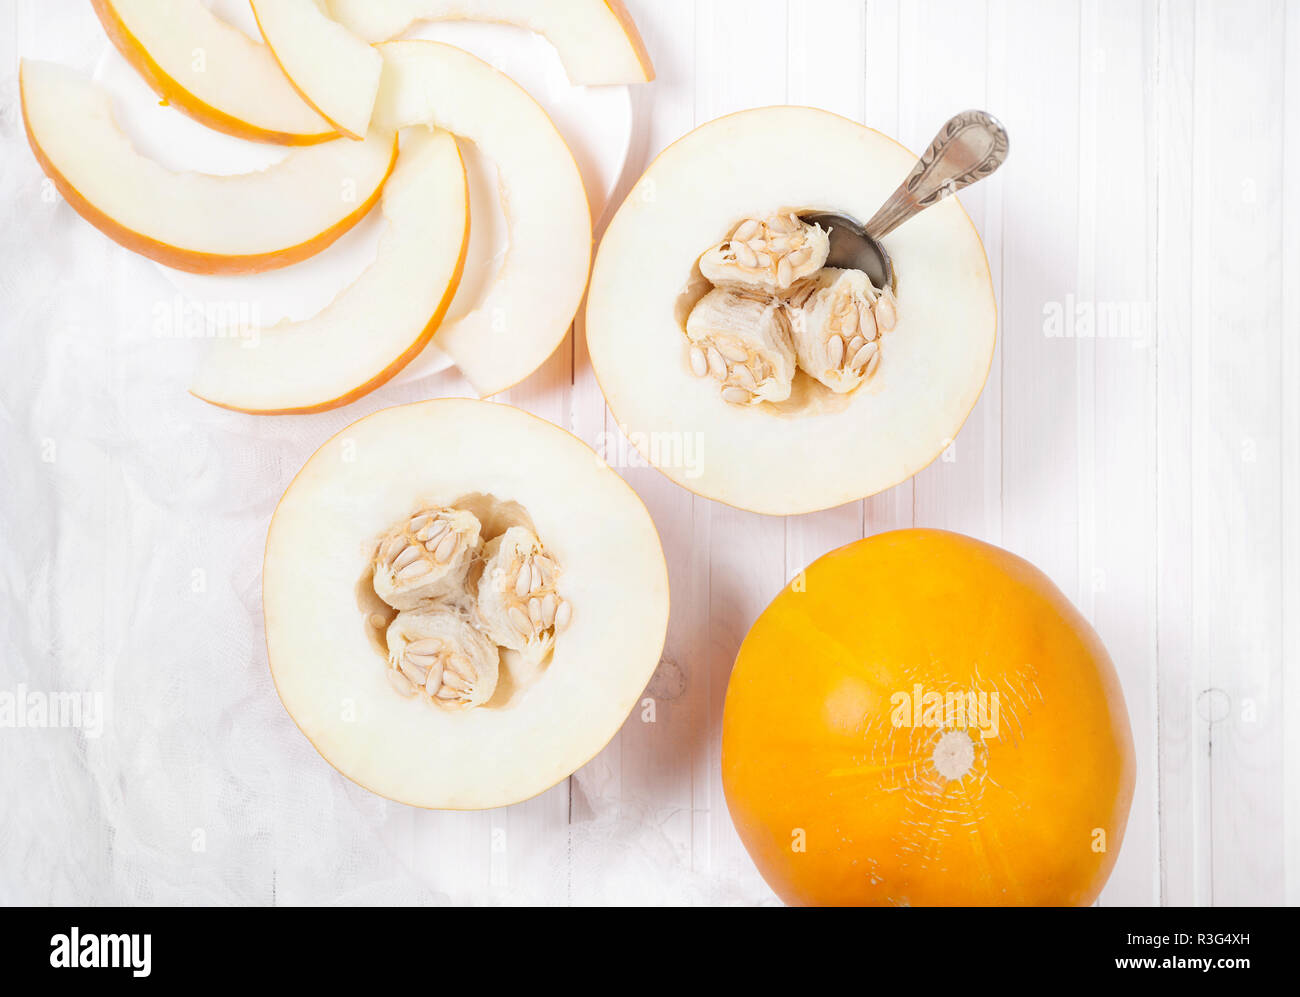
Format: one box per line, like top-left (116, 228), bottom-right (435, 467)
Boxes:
top-left (265, 399), bottom-right (669, 809)
top-left (251, 0), bottom-right (384, 141)
top-left (91, 0), bottom-right (337, 145)
top-left (370, 41), bottom-right (592, 397)
top-left (325, 0), bottom-right (654, 85)
top-left (20, 61), bottom-right (397, 275)
top-left (191, 127), bottom-right (469, 414)
top-left (586, 106), bottom-right (997, 515)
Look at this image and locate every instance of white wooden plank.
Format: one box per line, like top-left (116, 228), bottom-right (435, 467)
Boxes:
top-left (862, 0), bottom-right (901, 141)
top-left (996, 0), bottom-right (1081, 595)
top-left (608, 5), bottom-right (719, 906)
top-left (784, 3), bottom-right (867, 592)
top-left (1283, 0), bottom-right (1300, 909)
top-left (693, 0), bottom-right (790, 903)
top-left (567, 0), bottom-right (717, 904)
top-left (980, 0), bottom-right (1008, 551)
top-left (1078, 0), bottom-right (1161, 907)
top-left (904, 0), bottom-right (1002, 543)
top-left (1191, 0), bottom-right (1287, 907)
top-left (861, 0), bottom-right (912, 537)
top-left (1154, 0), bottom-right (1205, 908)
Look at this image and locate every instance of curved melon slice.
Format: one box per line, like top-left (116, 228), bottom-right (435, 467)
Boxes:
top-left (251, 0), bottom-right (384, 141)
top-left (20, 61), bottom-right (397, 275)
top-left (265, 399), bottom-right (670, 809)
top-left (371, 41), bottom-right (592, 397)
top-left (587, 106), bottom-right (997, 515)
top-left (325, 0), bottom-right (654, 85)
top-left (191, 127), bottom-right (469, 414)
top-left (91, 0), bottom-right (337, 145)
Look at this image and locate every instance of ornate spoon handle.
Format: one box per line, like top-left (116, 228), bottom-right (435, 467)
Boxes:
top-left (864, 110), bottom-right (1009, 240)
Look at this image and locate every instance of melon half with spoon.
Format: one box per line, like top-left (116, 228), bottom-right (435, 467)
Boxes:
top-left (586, 106), bottom-right (997, 515)
top-left (264, 400), bottom-right (669, 808)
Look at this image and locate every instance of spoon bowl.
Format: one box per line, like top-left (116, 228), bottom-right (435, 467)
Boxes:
top-left (801, 210), bottom-right (893, 289)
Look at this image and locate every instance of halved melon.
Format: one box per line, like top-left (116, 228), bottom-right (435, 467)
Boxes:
top-left (191, 127), bottom-right (468, 414)
top-left (370, 41), bottom-right (592, 397)
top-left (20, 61), bottom-right (397, 275)
top-left (265, 400), bottom-right (669, 809)
top-left (251, 0), bottom-right (384, 141)
top-left (325, 0), bottom-right (655, 85)
top-left (91, 0), bottom-right (337, 145)
top-left (586, 106), bottom-right (997, 515)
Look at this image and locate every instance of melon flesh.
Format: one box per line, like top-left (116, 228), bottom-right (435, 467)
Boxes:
top-left (264, 400), bottom-right (669, 809)
top-left (586, 106), bottom-right (997, 515)
top-left (371, 41), bottom-right (592, 397)
top-left (251, 0), bottom-right (384, 140)
top-left (326, 0), bottom-right (655, 84)
top-left (191, 127), bottom-right (469, 414)
top-left (20, 60), bottom-right (397, 275)
top-left (91, 0), bottom-right (336, 144)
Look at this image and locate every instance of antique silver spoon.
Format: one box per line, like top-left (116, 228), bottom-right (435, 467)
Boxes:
top-left (802, 109), bottom-right (1009, 289)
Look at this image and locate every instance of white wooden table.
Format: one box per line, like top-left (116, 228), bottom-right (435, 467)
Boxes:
top-left (3, 0), bottom-right (1296, 906)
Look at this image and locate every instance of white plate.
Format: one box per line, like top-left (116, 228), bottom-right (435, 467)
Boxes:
top-left (94, 0), bottom-right (632, 384)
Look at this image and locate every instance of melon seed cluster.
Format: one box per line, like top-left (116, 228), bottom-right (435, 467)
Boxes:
top-left (371, 509), bottom-right (569, 711)
top-left (687, 211), bottom-right (898, 404)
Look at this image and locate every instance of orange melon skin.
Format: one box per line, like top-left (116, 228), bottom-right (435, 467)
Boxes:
top-left (721, 529), bottom-right (1135, 907)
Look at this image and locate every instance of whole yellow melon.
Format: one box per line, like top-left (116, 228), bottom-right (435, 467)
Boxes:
top-left (722, 529), bottom-right (1135, 906)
